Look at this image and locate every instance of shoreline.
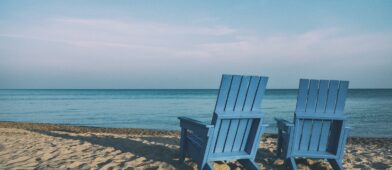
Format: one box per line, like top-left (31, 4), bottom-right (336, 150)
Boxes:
top-left (0, 121), bottom-right (390, 140)
top-left (0, 121), bottom-right (391, 169)
top-left (0, 121), bottom-right (179, 136)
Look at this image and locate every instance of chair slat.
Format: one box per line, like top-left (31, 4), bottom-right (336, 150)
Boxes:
top-left (318, 120), bottom-right (331, 151)
top-left (316, 80), bottom-right (330, 113)
top-left (305, 80), bottom-right (320, 113)
top-left (240, 119), bottom-right (253, 151)
top-left (309, 120), bottom-right (323, 151)
top-left (225, 75), bottom-right (242, 111)
top-left (215, 75), bottom-right (233, 112)
top-left (234, 76), bottom-right (251, 111)
top-left (224, 119), bottom-right (240, 152)
top-left (296, 79), bottom-right (310, 113)
top-left (214, 119), bottom-right (231, 153)
top-left (335, 81), bottom-right (349, 113)
top-left (231, 119), bottom-right (248, 152)
top-left (299, 119), bottom-right (312, 151)
top-left (325, 80), bottom-right (339, 113)
top-left (293, 119), bottom-right (304, 151)
top-left (252, 77), bottom-right (268, 111)
top-left (243, 77), bottom-right (261, 111)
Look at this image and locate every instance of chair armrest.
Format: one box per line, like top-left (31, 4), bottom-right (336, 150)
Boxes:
top-left (217, 113), bottom-right (264, 119)
top-left (178, 117), bottom-right (213, 129)
top-left (178, 117), bottom-right (214, 137)
top-left (275, 118), bottom-right (294, 131)
top-left (295, 113), bottom-right (347, 120)
top-left (215, 110), bottom-right (264, 115)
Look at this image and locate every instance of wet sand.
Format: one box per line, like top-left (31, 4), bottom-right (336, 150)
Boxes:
top-left (0, 122), bottom-right (391, 169)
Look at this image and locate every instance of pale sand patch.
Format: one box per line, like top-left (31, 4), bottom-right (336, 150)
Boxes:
top-left (0, 126), bottom-right (391, 169)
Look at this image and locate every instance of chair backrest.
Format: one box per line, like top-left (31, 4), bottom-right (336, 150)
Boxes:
top-left (210, 74), bottom-right (268, 155)
top-left (293, 79), bottom-right (349, 154)
top-left (213, 75), bottom-right (268, 114)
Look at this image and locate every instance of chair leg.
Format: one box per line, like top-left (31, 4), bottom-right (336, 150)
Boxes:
top-left (202, 161), bottom-right (214, 170)
top-left (179, 152), bottom-right (185, 163)
top-left (328, 159), bottom-right (344, 170)
top-left (179, 128), bottom-right (187, 163)
top-left (286, 157), bottom-right (297, 170)
top-left (277, 129), bottom-right (282, 157)
top-left (239, 159), bottom-right (260, 170)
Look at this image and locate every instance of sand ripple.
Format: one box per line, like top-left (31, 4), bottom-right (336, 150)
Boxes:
top-left (0, 128), bottom-right (179, 169)
top-left (0, 127), bottom-right (390, 169)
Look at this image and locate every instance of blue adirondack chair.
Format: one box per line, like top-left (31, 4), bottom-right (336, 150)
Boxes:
top-left (178, 74), bottom-right (269, 170)
top-left (275, 79), bottom-right (350, 170)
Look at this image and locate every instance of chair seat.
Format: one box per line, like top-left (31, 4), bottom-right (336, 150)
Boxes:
top-left (293, 150), bottom-right (336, 159)
top-left (209, 151), bottom-right (252, 161)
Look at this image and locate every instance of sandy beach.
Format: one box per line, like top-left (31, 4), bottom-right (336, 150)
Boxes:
top-left (0, 122), bottom-right (390, 170)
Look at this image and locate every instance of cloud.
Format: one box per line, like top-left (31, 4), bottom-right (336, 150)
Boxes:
top-left (63, 18), bottom-right (235, 36)
top-left (0, 17), bottom-right (391, 88)
top-left (2, 18), bottom-right (391, 61)
top-left (198, 29), bottom-right (392, 62)
top-left (0, 18), bottom-right (237, 49)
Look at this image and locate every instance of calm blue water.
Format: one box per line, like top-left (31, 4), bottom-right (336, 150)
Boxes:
top-left (0, 89), bottom-right (391, 137)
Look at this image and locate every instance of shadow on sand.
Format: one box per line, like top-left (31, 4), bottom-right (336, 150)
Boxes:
top-left (27, 129), bottom-right (290, 169)
top-left (29, 130), bottom-right (374, 170)
top-left (29, 129), bottom-right (194, 169)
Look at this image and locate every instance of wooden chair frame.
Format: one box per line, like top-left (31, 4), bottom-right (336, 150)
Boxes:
top-left (276, 79), bottom-right (351, 170)
top-left (179, 74), bottom-right (269, 170)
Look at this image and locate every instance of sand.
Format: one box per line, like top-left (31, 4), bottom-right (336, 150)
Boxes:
top-left (0, 122), bottom-right (391, 170)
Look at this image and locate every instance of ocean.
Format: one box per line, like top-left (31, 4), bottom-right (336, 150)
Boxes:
top-left (0, 89), bottom-right (391, 138)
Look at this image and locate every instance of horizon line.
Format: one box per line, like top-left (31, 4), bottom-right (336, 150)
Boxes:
top-left (1, 88), bottom-right (391, 90)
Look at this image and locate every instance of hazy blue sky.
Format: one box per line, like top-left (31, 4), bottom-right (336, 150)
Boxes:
top-left (1, 0), bottom-right (391, 89)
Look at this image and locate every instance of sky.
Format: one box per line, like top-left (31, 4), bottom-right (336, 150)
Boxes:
top-left (0, 0), bottom-right (392, 89)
